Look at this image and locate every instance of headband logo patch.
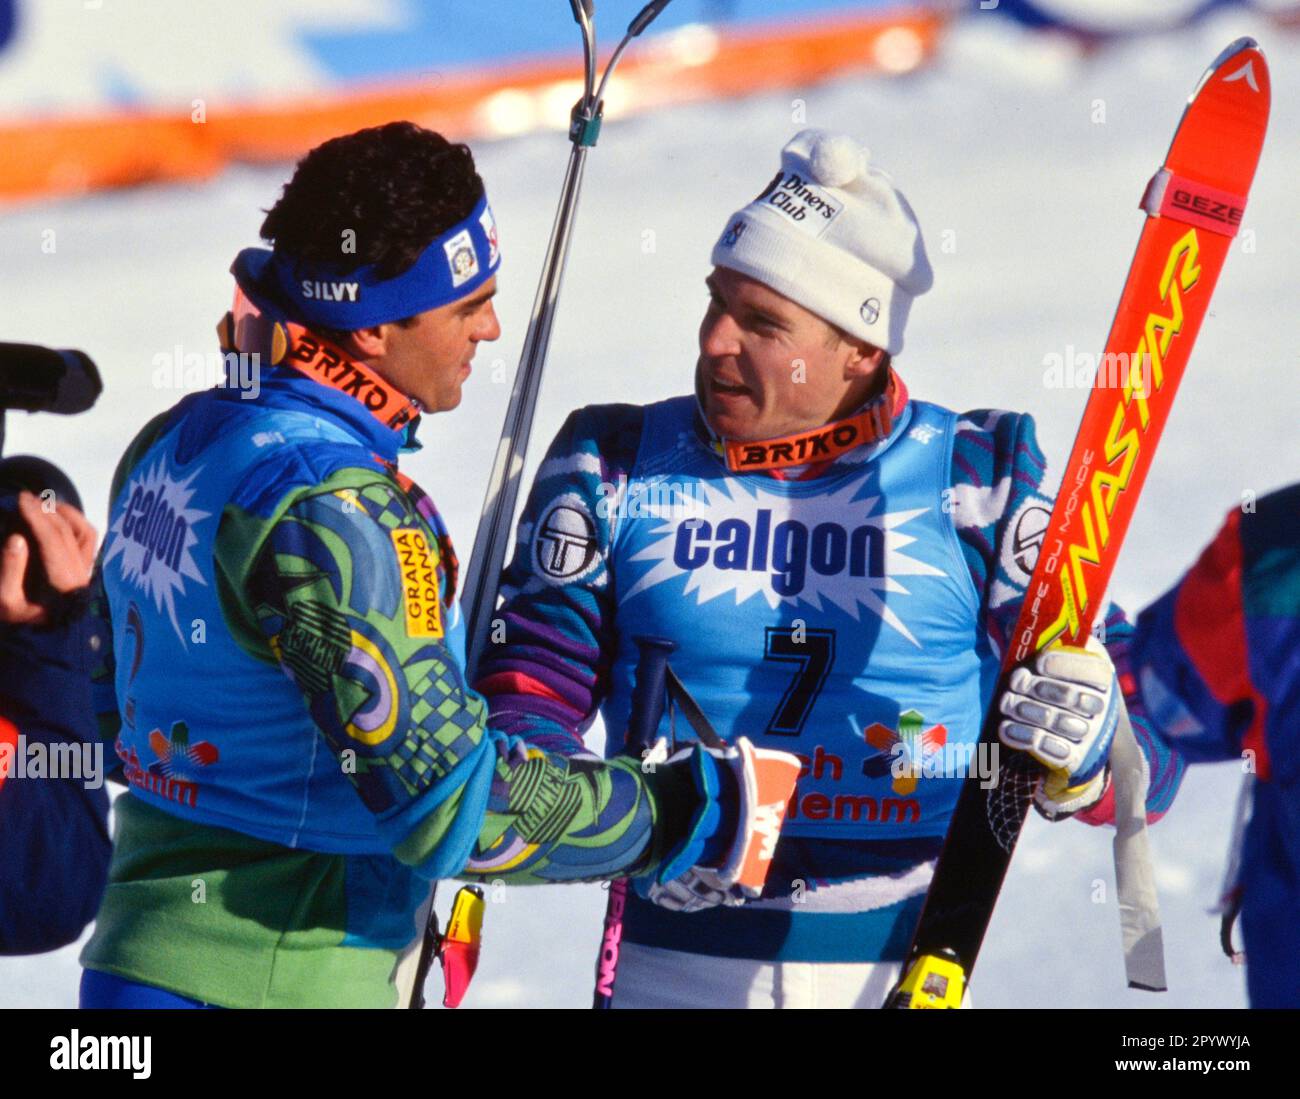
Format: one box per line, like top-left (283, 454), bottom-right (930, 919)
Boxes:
top-left (860, 298), bottom-right (880, 325)
top-left (479, 207), bottom-right (500, 267)
top-left (300, 279), bottom-right (360, 303)
top-left (444, 229), bottom-right (480, 288)
top-left (721, 220), bottom-right (747, 248)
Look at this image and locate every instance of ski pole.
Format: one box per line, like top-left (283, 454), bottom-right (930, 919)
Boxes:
top-left (593, 635), bottom-right (678, 1010)
top-left (459, 0), bottom-right (676, 680)
top-left (409, 0), bottom-right (679, 1010)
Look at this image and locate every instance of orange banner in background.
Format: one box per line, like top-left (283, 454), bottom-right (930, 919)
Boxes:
top-left (0, 9), bottom-right (946, 203)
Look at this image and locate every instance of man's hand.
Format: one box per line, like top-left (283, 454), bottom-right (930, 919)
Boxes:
top-left (0, 492), bottom-right (97, 625)
top-left (998, 635), bottom-right (1120, 818)
top-left (640, 737), bottom-right (800, 913)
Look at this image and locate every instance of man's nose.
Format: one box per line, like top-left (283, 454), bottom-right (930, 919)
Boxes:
top-left (699, 309), bottom-right (741, 358)
top-left (476, 303), bottom-right (502, 342)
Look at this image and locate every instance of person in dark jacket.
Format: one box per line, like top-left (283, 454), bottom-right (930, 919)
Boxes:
top-left (0, 462), bottom-right (111, 954)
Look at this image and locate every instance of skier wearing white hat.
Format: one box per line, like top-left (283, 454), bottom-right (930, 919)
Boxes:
top-left (477, 130), bottom-right (1185, 1007)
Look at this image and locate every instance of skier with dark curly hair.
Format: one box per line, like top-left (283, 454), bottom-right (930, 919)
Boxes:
top-left (80, 122), bottom-right (796, 1009)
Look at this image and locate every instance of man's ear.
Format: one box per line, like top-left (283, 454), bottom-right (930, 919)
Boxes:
top-left (344, 324), bottom-right (388, 361)
top-left (844, 338), bottom-right (887, 379)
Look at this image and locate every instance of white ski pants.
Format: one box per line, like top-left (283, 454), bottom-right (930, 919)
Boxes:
top-left (609, 941), bottom-right (902, 1009)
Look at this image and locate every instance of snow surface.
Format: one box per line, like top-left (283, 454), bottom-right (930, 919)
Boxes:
top-left (1, 12), bottom-right (1295, 1008)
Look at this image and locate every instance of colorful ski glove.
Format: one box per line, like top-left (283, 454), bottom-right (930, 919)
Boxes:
top-left (638, 737), bottom-right (801, 913)
top-left (998, 635), bottom-right (1120, 818)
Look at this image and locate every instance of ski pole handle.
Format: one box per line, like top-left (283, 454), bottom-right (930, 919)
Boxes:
top-left (628, 0), bottom-right (672, 36)
top-left (626, 635), bottom-right (676, 755)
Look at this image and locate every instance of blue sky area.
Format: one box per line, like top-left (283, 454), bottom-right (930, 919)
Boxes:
top-left (301, 1), bottom-right (905, 81)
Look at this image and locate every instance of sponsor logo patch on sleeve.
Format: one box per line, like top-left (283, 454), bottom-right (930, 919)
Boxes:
top-left (391, 527), bottom-right (443, 637)
top-left (533, 498), bottom-right (599, 585)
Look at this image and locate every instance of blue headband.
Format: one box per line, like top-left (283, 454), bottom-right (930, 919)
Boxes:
top-left (267, 194), bottom-right (500, 329)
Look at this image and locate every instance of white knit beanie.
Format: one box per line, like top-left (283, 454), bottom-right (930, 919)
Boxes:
top-left (710, 129), bottom-right (933, 356)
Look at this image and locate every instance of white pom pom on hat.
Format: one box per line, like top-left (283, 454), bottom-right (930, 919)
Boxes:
top-left (808, 132), bottom-right (868, 188)
top-left (710, 128), bottom-right (932, 356)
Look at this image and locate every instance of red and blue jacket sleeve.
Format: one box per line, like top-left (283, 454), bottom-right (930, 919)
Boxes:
top-left (1131, 484), bottom-right (1300, 779)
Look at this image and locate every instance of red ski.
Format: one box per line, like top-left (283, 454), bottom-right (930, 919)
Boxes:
top-left (890, 37), bottom-right (1271, 1008)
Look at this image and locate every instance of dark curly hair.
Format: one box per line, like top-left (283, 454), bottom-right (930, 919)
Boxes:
top-left (261, 121), bottom-right (484, 282)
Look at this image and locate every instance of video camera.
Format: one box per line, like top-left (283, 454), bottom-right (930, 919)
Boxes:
top-left (0, 343), bottom-right (103, 608)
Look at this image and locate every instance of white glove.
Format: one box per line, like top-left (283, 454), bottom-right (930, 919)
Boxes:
top-left (640, 737), bottom-right (800, 913)
top-left (643, 866), bottom-right (739, 914)
top-left (998, 635), bottom-right (1120, 818)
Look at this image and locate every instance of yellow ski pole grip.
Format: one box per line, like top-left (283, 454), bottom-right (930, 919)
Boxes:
top-left (440, 885), bottom-right (486, 1009)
